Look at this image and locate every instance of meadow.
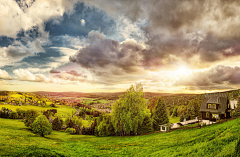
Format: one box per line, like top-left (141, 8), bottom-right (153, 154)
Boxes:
top-left (0, 104), bottom-right (75, 117)
top-left (0, 117), bottom-right (239, 156)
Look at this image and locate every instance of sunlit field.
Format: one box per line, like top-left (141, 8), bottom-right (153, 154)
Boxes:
top-left (0, 118), bottom-right (239, 156)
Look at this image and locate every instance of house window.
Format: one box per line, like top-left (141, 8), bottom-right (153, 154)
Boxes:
top-left (208, 104), bottom-right (217, 109)
top-left (212, 114), bottom-right (219, 119)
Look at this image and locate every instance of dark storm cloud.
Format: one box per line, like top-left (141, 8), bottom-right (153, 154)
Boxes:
top-left (174, 65), bottom-right (240, 89)
top-left (70, 31), bottom-right (144, 75)
top-left (81, 0), bottom-right (240, 69)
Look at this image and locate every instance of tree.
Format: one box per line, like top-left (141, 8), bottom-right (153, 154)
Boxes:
top-left (32, 115), bottom-right (52, 137)
top-left (52, 116), bottom-right (63, 131)
top-left (67, 119), bottom-right (74, 128)
top-left (171, 106), bottom-right (178, 118)
top-left (152, 97), bottom-right (169, 131)
top-left (137, 110), bottom-right (154, 135)
top-left (112, 83), bottom-right (146, 136)
top-left (148, 99), bottom-right (157, 116)
top-left (24, 109), bottom-right (40, 129)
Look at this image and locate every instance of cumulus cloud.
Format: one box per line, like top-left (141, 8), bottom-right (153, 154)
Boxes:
top-left (0, 39), bottom-right (45, 66)
top-left (13, 69), bottom-right (51, 82)
top-left (0, 0), bottom-right (77, 38)
top-left (0, 69), bottom-right (12, 80)
top-left (174, 65), bottom-right (240, 90)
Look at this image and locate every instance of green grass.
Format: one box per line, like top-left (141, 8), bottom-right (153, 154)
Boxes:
top-left (169, 116), bottom-right (180, 123)
top-left (98, 99), bottom-right (109, 104)
top-left (0, 117), bottom-right (239, 156)
top-left (0, 104), bottom-right (75, 117)
top-left (179, 123), bottom-right (199, 128)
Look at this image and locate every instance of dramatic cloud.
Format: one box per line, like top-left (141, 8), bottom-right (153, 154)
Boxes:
top-left (0, 40), bottom-right (45, 66)
top-left (174, 65), bottom-right (240, 90)
top-left (82, 0), bottom-right (240, 69)
top-left (0, 0), bottom-right (76, 38)
top-left (0, 69), bottom-right (12, 80)
top-left (70, 31), bottom-right (145, 75)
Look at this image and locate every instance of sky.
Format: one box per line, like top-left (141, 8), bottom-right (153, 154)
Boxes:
top-left (1, 0), bottom-right (240, 93)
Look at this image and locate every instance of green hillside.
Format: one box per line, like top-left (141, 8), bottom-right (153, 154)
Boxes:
top-left (0, 117), bottom-right (239, 156)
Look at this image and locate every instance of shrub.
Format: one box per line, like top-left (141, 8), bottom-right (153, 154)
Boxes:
top-left (24, 109), bottom-right (40, 129)
top-left (16, 108), bottom-right (26, 118)
top-left (32, 115), bottom-right (52, 137)
top-left (202, 123), bottom-right (206, 127)
top-left (52, 117), bottom-right (63, 131)
top-left (233, 111), bottom-right (240, 117)
top-left (65, 128), bottom-right (76, 134)
top-left (9, 111), bottom-right (18, 119)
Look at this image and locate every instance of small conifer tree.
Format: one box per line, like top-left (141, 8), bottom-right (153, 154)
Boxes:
top-left (152, 97), bottom-right (169, 131)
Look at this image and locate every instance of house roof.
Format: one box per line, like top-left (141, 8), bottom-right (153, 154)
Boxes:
top-left (206, 96), bottom-right (219, 104)
top-left (200, 92), bottom-right (229, 114)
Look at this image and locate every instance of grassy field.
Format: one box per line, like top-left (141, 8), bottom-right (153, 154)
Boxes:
top-left (0, 104), bottom-right (75, 117)
top-left (169, 117), bottom-right (180, 123)
top-left (0, 117), bottom-right (239, 156)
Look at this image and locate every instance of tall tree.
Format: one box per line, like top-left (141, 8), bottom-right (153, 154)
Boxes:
top-left (112, 83), bottom-right (146, 136)
top-left (152, 97), bottom-right (169, 131)
top-left (148, 98), bottom-right (157, 116)
top-left (32, 115), bottom-right (52, 137)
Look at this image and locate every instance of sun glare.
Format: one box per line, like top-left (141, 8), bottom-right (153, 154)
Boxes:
top-left (176, 66), bottom-right (192, 76)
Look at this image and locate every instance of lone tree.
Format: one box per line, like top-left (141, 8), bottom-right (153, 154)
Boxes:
top-left (152, 97), bottom-right (169, 131)
top-left (112, 83), bottom-right (146, 136)
top-left (32, 115), bottom-right (52, 137)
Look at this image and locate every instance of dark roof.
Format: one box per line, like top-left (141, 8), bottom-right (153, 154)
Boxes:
top-left (206, 96), bottom-right (219, 104)
top-left (200, 92), bottom-right (229, 114)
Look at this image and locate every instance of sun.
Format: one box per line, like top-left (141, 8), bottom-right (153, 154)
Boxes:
top-left (177, 66), bottom-right (192, 76)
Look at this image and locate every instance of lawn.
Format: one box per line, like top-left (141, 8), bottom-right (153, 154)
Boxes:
top-left (0, 117), bottom-right (239, 156)
top-left (169, 116), bottom-right (180, 123)
top-left (0, 104), bottom-right (75, 118)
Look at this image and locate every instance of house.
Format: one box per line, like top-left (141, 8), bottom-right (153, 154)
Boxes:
top-left (200, 92), bottom-right (232, 121)
top-left (230, 99), bottom-right (238, 110)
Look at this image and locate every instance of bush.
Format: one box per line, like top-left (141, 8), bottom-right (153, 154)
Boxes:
top-left (65, 128), bottom-right (76, 134)
top-left (233, 112), bottom-right (240, 117)
top-left (32, 115), bottom-right (52, 137)
top-left (16, 108), bottom-right (26, 119)
top-left (9, 111), bottom-right (18, 119)
top-left (202, 123), bottom-right (206, 127)
top-left (24, 109), bottom-right (40, 129)
top-left (52, 117), bottom-right (63, 131)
